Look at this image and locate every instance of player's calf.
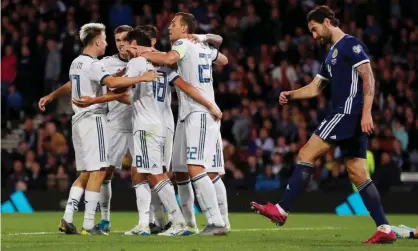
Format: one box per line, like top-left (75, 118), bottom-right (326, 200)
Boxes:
top-left (83, 169), bottom-right (107, 231)
top-left (175, 172), bottom-right (198, 233)
top-left (251, 134), bottom-right (329, 225)
top-left (345, 157), bottom-right (395, 244)
top-left (149, 174), bottom-right (190, 236)
top-left (95, 166), bottom-right (114, 233)
top-left (208, 172), bottom-right (230, 231)
top-left (129, 172), bottom-right (152, 235)
top-left (188, 165), bottom-right (226, 230)
top-left (60, 172), bottom-right (89, 233)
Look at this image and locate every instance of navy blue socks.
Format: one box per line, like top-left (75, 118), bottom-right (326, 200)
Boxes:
top-left (279, 162), bottom-right (314, 212)
top-left (358, 179), bottom-right (389, 226)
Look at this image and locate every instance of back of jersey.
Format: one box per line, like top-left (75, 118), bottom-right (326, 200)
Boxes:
top-left (171, 39), bottom-right (218, 120)
top-left (69, 54), bottom-right (110, 122)
top-left (127, 58), bottom-right (178, 136)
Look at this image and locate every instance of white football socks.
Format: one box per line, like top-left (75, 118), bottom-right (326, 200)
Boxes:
top-left (63, 186), bottom-right (84, 223)
top-left (83, 191), bottom-right (100, 230)
top-left (154, 179), bottom-right (186, 226)
top-left (192, 173), bottom-right (224, 227)
top-left (134, 181), bottom-right (151, 227)
top-left (177, 179), bottom-right (197, 227)
top-left (150, 188), bottom-right (166, 227)
top-left (212, 176), bottom-right (230, 228)
top-left (99, 180), bottom-right (112, 222)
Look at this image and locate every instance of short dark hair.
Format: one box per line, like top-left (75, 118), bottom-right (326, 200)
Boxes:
top-left (137, 25), bottom-right (158, 39)
top-left (307, 5), bottom-right (340, 27)
top-left (125, 28), bottom-right (152, 47)
top-left (114, 25), bottom-right (133, 35)
top-left (175, 12), bottom-right (197, 33)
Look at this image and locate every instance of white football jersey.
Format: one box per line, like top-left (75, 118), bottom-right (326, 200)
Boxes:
top-left (100, 54), bottom-right (131, 132)
top-left (126, 57), bottom-right (179, 136)
top-left (69, 54), bottom-right (110, 123)
top-left (171, 39), bottom-right (218, 120)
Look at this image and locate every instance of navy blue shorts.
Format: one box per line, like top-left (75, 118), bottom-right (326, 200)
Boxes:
top-left (314, 113), bottom-right (367, 159)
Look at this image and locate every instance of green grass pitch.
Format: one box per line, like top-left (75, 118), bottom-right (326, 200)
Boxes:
top-left (1, 212), bottom-right (417, 251)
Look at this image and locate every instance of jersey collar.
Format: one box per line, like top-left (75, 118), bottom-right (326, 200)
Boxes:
top-left (117, 53), bottom-right (129, 62)
top-left (80, 53), bottom-right (94, 59)
top-left (331, 34), bottom-right (347, 50)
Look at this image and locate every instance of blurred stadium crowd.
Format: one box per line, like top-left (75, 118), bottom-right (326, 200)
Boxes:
top-left (2, 0), bottom-right (418, 193)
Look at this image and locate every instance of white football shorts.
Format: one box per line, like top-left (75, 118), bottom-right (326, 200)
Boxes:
top-left (72, 115), bottom-right (109, 171)
top-left (107, 126), bottom-right (134, 169)
top-left (172, 112), bottom-right (220, 173)
top-left (133, 130), bottom-right (165, 175)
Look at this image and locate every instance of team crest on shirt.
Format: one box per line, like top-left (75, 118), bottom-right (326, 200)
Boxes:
top-left (174, 40), bottom-right (183, 46)
top-left (332, 49), bottom-right (338, 58)
top-left (101, 66), bottom-right (106, 72)
top-left (352, 45), bottom-right (362, 54)
top-left (331, 58), bottom-right (337, 65)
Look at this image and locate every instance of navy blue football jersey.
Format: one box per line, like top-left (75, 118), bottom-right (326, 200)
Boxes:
top-left (317, 35), bottom-right (370, 115)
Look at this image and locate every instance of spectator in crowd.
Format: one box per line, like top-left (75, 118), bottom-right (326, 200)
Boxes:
top-left (1, 45), bottom-right (17, 94)
top-left (43, 39), bottom-right (61, 96)
top-left (27, 161), bottom-right (46, 190)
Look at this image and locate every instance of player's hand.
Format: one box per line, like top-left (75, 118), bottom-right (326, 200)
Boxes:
top-left (279, 91), bottom-right (292, 105)
top-left (38, 95), bottom-right (53, 111)
top-left (139, 71), bottom-right (161, 82)
top-left (72, 96), bottom-right (95, 108)
top-left (209, 103), bottom-right (222, 121)
top-left (361, 113), bottom-right (374, 135)
top-left (127, 45), bottom-right (154, 57)
top-left (112, 67), bottom-right (126, 77)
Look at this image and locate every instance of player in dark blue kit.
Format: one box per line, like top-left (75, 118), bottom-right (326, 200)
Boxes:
top-left (250, 6), bottom-right (396, 244)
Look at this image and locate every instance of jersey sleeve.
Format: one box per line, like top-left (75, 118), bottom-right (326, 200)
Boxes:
top-left (161, 67), bottom-right (180, 86)
top-left (346, 38), bottom-right (370, 68)
top-left (90, 61), bottom-right (111, 86)
top-left (317, 62), bottom-right (329, 81)
top-left (209, 45), bottom-right (219, 61)
top-left (171, 39), bottom-right (189, 60)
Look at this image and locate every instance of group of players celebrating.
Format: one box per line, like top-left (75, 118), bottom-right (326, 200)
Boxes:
top-left (40, 12), bottom-right (229, 236)
top-left (39, 5), bottom-right (414, 243)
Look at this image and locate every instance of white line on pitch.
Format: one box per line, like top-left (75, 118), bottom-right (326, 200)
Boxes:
top-left (7, 227), bottom-right (340, 236)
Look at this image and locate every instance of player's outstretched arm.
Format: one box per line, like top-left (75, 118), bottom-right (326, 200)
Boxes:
top-left (357, 62), bottom-right (375, 134)
top-left (279, 76), bottom-right (327, 105)
top-left (72, 88), bottom-right (129, 108)
top-left (174, 77), bottom-right (222, 121)
top-left (38, 81), bottom-right (71, 111)
top-left (103, 71), bottom-right (160, 89)
top-left (141, 51), bottom-right (180, 66)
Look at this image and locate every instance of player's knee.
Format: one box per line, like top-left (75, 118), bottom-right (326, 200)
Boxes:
top-left (131, 170), bottom-right (142, 185)
top-left (207, 172), bottom-right (218, 180)
top-left (297, 148), bottom-right (314, 163)
top-left (148, 174), bottom-right (166, 187)
top-left (346, 159), bottom-right (369, 186)
top-left (74, 172), bottom-right (90, 188)
top-left (187, 164), bottom-right (205, 178)
top-left (175, 172), bottom-right (190, 182)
